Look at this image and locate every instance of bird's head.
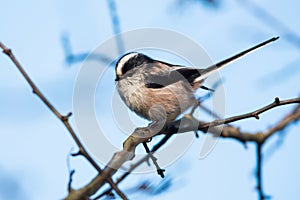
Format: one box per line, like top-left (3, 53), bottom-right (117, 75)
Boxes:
top-left (115, 52), bottom-right (153, 81)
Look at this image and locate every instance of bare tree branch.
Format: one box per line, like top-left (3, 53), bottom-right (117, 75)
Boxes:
top-left (2, 41), bottom-right (299, 200)
top-left (165, 97), bottom-right (300, 143)
top-left (95, 100), bottom-right (300, 199)
top-left (66, 97), bottom-right (300, 199)
top-left (0, 41), bottom-right (128, 200)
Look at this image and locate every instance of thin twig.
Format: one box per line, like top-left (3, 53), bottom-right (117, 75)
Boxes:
top-left (142, 142), bottom-right (165, 178)
top-left (93, 133), bottom-right (174, 199)
top-left (262, 104), bottom-right (300, 142)
top-left (0, 42), bottom-right (128, 200)
top-left (61, 34), bottom-right (113, 65)
top-left (93, 155), bottom-right (151, 199)
top-left (256, 144), bottom-right (263, 200)
top-left (196, 97), bottom-right (300, 137)
top-left (199, 103), bottom-right (223, 119)
top-left (255, 144), bottom-right (271, 200)
top-left (106, 0), bottom-right (125, 54)
top-left (66, 148), bottom-right (75, 192)
top-left (68, 170), bottom-right (76, 193)
top-left (61, 0), bottom-right (124, 66)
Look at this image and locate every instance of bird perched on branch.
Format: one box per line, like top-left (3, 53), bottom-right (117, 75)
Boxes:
top-left (115, 37), bottom-right (279, 139)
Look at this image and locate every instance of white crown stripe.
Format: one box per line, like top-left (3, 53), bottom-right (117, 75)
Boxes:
top-left (116, 53), bottom-right (139, 77)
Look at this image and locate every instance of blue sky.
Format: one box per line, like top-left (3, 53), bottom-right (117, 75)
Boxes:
top-left (0, 0), bottom-right (300, 199)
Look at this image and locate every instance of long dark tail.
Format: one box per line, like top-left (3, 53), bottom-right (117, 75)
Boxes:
top-left (196, 37), bottom-right (279, 81)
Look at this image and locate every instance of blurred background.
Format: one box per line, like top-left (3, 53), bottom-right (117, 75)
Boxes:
top-left (0, 0), bottom-right (299, 199)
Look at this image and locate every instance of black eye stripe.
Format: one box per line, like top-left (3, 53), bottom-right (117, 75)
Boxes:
top-left (121, 57), bottom-right (136, 75)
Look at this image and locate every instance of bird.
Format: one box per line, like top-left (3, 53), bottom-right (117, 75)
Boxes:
top-left (115, 37), bottom-right (279, 138)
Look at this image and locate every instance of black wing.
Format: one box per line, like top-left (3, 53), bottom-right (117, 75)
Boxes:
top-left (144, 66), bottom-right (203, 89)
